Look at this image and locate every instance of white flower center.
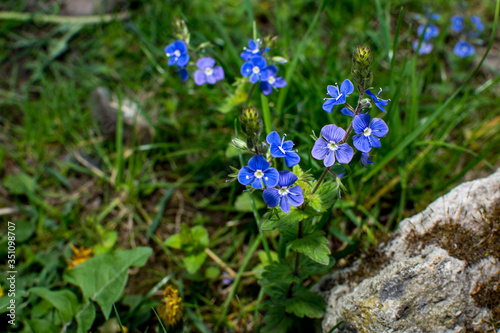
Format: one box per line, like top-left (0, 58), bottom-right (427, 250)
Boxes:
top-left (252, 66), bottom-right (260, 74)
top-left (252, 48), bottom-right (259, 54)
top-left (205, 67), bottom-right (213, 76)
top-left (268, 76), bottom-right (276, 84)
top-left (327, 141), bottom-right (339, 151)
top-left (278, 145), bottom-right (285, 154)
top-left (174, 50), bottom-right (181, 57)
top-left (462, 46), bottom-right (468, 52)
top-left (278, 187), bottom-right (290, 196)
top-left (363, 128), bottom-right (372, 137)
top-left (254, 170), bottom-right (264, 179)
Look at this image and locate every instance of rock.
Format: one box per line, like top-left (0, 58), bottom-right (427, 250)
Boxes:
top-left (315, 169), bottom-right (500, 333)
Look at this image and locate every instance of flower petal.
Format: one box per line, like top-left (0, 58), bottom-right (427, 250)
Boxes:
top-left (248, 155), bottom-right (270, 171)
top-left (352, 134), bottom-right (372, 152)
top-left (335, 143), bottom-right (354, 164)
top-left (178, 68), bottom-right (189, 82)
top-left (266, 65), bottom-right (278, 76)
top-left (249, 73), bottom-right (259, 84)
top-left (248, 39), bottom-right (257, 50)
top-left (176, 54), bottom-right (190, 67)
top-left (197, 57), bottom-right (215, 70)
top-left (263, 168), bottom-right (279, 187)
top-left (213, 66), bottom-right (225, 81)
top-left (259, 70), bottom-right (269, 81)
top-left (206, 74), bottom-right (217, 84)
top-left (370, 118), bottom-right (389, 137)
top-left (369, 135), bottom-right (381, 148)
top-left (263, 188), bottom-right (280, 207)
top-left (270, 144), bottom-right (286, 158)
top-left (260, 81), bottom-right (272, 95)
top-left (278, 170), bottom-right (298, 188)
top-left (340, 79), bottom-right (354, 95)
top-left (238, 166), bottom-right (255, 185)
top-left (321, 124), bottom-right (345, 143)
top-left (284, 152), bottom-right (300, 167)
top-left (193, 70), bottom-right (206, 85)
top-left (266, 131), bottom-right (282, 146)
top-left (165, 43), bottom-right (176, 55)
top-left (251, 56), bottom-right (267, 69)
top-left (274, 77), bottom-right (287, 88)
top-left (252, 178), bottom-right (263, 189)
top-left (282, 140), bottom-right (294, 151)
top-left (168, 57), bottom-right (177, 66)
top-left (323, 150), bottom-right (336, 167)
top-left (326, 85), bottom-right (340, 98)
top-left (352, 114), bottom-right (371, 134)
top-left (340, 107), bottom-right (355, 117)
top-left (279, 196), bottom-right (291, 213)
top-left (174, 40), bottom-right (187, 54)
top-left (241, 63), bottom-right (253, 77)
top-left (287, 186), bottom-right (304, 207)
top-left (311, 138), bottom-right (328, 160)
top-left (322, 99), bottom-right (336, 113)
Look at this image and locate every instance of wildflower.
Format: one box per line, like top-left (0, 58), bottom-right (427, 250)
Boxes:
top-left (311, 124), bottom-right (354, 167)
top-left (157, 285), bottom-right (183, 328)
top-left (266, 131), bottom-right (300, 167)
top-left (165, 41), bottom-right (190, 67)
top-left (322, 79), bottom-right (354, 113)
top-left (340, 107), bottom-right (355, 117)
top-left (193, 57), bottom-right (224, 85)
top-left (451, 16), bottom-right (464, 33)
top-left (177, 67), bottom-right (189, 82)
top-left (240, 39), bottom-right (268, 61)
top-left (365, 88), bottom-right (390, 113)
top-left (263, 171), bottom-right (304, 213)
top-left (238, 155), bottom-right (279, 189)
top-left (453, 40), bottom-right (475, 58)
top-left (412, 40), bottom-right (433, 55)
top-left (471, 16), bottom-right (484, 32)
top-left (241, 56), bottom-right (269, 83)
top-left (417, 24), bottom-right (439, 41)
top-left (66, 244), bottom-right (94, 270)
top-left (361, 152), bottom-right (375, 168)
top-left (352, 114), bottom-right (389, 153)
top-left (260, 66), bottom-right (287, 95)
top-left (222, 272), bottom-right (234, 286)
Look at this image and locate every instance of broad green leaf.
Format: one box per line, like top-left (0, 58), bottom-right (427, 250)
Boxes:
top-left (262, 305), bottom-right (293, 333)
top-left (289, 231), bottom-right (330, 265)
top-left (285, 285), bottom-right (325, 318)
top-left (76, 301), bottom-right (95, 333)
top-left (180, 223), bottom-right (194, 248)
top-left (192, 226), bottom-right (209, 249)
top-left (278, 221), bottom-right (315, 243)
top-left (29, 287), bottom-right (79, 323)
top-left (64, 247), bottom-right (152, 319)
top-left (165, 234), bottom-right (182, 249)
top-left (261, 210), bottom-right (307, 230)
top-left (184, 251), bottom-right (207, 274)
top-left (261, 261), bottom-right (301, 285)
top-left (26, 319), bottom-right (59, 333)
top-left (15, 220), bottom-right (35, 243)
top-left (234, 192), bottom-right (265, 212)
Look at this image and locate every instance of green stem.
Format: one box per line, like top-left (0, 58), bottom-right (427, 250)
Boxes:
top-left (261, 94), bottom-right (272, 135)
top-left (287, 219), bottom-right (303, 298)
top-left (245, 83), bottom-right (257, 107)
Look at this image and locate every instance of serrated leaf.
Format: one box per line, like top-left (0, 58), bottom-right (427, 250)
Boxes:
top-left (316, 181), bottom-right (339, 210)
top-left (285, 285), bottom-right (325, 318)
top-left (289, 231), bottom-right (330, 265)
top-left (29, 287), bottom-right (79, 323)
top-left (76, 301), bottom-right (95, 333)
top-left (299, 255), bottom-right (335, 275)
top-left (184, 251), bottom-right (207, 274)
top-left (278, 222), bottom-right (316, 243)
top-left (261, 262), bottom-right (302, 285)
top-left (262, 305), bottom-right (294, 333)
top-left (64, 247), bottom-right (152, 319)
top-left (307, 193), bottom-right (322, 212)
top-left (261, 210), bottom-right (307, 230)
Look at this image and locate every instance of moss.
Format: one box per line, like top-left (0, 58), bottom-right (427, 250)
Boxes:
top-left (472, 275), bottom-right (500, 326)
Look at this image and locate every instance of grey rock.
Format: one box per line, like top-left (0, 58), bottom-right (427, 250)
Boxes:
top-left (315, 169), bottom-right (500, 333)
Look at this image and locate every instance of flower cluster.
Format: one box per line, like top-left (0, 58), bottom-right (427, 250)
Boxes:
top-left (240, 39), bottom-right (287, 96)
top-left (413, 12), bottom-right (440, 55)
top-left (451, 15), bottom-right (484, 58)
top-left (165, 40), bottom-right (225, 85)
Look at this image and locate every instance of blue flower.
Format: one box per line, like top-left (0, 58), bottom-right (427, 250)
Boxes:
top-left (352, 114), bottom-right (389, 153)
top-left (260, 66), bottom-right (287, 95)
top-left (238, 155), bottom-right (279, 189)
top-left (241, 56), bottom-right (269, 83)
top-left (263, 171), bottom-right (304, 213)
top-left (193, 57), bottom-right (224, 85)
top-left (417, 24), bottom-right (439, 41)
top-left (361, 152), bottom-right (375, 168)
top-left (322, 79), bottom-right (354, 113)
top-left (266, 131), bottom-right (300, 167)
top-left (311, 124), bottom-right (354, 167)
top-left (451, 16), bottom-right (464, 33)
top-left (453, 40), bottom-right (475, 58)
top-left (340, 107), bottom-right (355, 117)
top-left (412, 40), bottom-right (433, 55)
top-left (177, 67), bottom-right (189, 82)
top-left (471, 16), bottom-right (484, 32)
top-left (365, 89), bottom-right (390, 113)
top-left (165, 41), bottom-right (190, 67)
top-left (240, 39), bottom-right (268, 61)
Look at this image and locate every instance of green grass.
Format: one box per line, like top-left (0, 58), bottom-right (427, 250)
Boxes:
top-left (1, 0), bottom-right (499, 332)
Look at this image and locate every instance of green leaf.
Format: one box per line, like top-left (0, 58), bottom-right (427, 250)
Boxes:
top-left (289, 231), bottom-right (330, 265)
top-left (76, 301), bottom-right (95, 333)
top-left (262, 305), bottom-right (294, 333)
top-left (0, 297), bottom-right (10, 314)
top-left (29, 287), bottom-right (79, 323)
top-left (184, 251), bottom-right (207, 274)
top-left (307, 193), bottom-right (322, 212)
top-left (165, 234), bottom-right (182, 249)
top-left (261, 210), bottom-right (308, 230)
top-left (234, 192), bottom-right (265, 212)
top-left (285, 285), bottom-right (325, 318)
top-left (205, 267), bottom-right (220, 280)
top-left (26, 319), bottom-right (60, 333)
top-left (64, 247), bottom-right (152, 319)
top-left (191, 226), bottom-right (209, 249)
top-left (3, 172), bottom-right (36, 195)
top-left (316, 181), bottom-right (339, 211)
top-left (261, 261), bottom-right (302, 285)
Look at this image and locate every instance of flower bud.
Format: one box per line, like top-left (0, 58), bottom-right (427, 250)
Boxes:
top-left (359, 98), bottom-right (372, 110)
top-left (240, 106), bottom-right (262, 150)
top-left (352, 45), bottom-right (373, 90)
top-left (231, 138), bottom-right (248, 150)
